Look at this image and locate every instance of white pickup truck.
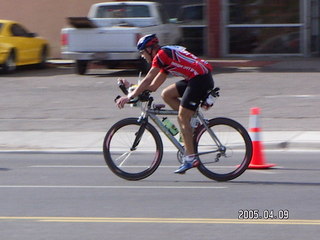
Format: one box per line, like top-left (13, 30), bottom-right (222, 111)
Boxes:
top-left (61, 1), bottom-right (181, 74)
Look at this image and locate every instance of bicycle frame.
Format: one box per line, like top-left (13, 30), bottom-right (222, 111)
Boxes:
top-left (136, 97), bottom-right (225, 157)
top-left (147, 108), bottom-right (184, 153)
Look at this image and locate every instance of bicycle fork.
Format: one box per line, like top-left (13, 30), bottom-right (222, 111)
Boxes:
top-left (131, 117), bottom-right (148, 151)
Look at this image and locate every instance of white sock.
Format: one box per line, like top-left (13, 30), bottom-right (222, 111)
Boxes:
top-left (184, 154), bottom-right (196, 162)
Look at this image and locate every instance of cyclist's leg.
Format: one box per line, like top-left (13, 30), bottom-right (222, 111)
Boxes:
top-left (177, 79), bottom-right (201, 157)
top-left (162, 79), bottom-right (196, 155)
top-left (175, 74), bottom-right (214, 173)
top-left (161, 81), bottom-right (185, 111)
top-left (178, 106), bottom-right (195, 156)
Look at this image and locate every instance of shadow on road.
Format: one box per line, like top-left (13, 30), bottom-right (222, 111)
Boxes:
top-left (0, 65), bottom-right (74, 77)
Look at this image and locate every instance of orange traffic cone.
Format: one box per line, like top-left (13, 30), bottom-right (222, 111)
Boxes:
top-left (248, 107), bottom-right (276, 169)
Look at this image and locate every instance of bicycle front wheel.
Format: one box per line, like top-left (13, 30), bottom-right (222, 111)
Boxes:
top-left (194, 117), bottom-right (252, 181)
top-left (103, 118), bottom-right (163, 181)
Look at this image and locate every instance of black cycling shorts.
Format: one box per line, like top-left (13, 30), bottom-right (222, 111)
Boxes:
top-left (175, 73), bottom-right (214, 111)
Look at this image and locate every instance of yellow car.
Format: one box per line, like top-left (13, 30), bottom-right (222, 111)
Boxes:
top-left (0, 19), bottom-right (49, 73)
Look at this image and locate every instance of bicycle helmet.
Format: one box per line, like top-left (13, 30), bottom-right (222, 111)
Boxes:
top-left (137, 34), bottom-right (159, 51)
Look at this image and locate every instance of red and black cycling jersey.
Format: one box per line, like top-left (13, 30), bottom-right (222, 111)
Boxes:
top-left (152, 46), bottom-right (213, 80)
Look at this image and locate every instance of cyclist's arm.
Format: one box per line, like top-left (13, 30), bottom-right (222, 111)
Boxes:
top-left (117, 50), bottom-right (169, 108)
top-left (128, 67), bottom-right (161, 99)
top-left (116, 67), bottom-right (160, 109)
top-left (148, 71), bottom-right (167, 92)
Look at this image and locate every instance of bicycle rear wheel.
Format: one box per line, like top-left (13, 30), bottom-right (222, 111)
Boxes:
top-left (194, 117), bottom-right (252, 181)
top-left (103, 118), bottom-right (163, 180)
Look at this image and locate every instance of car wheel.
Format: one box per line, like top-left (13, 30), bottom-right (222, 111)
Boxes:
top-left (2, 51), bottom-right (16, 73)
top-left (37, 46), bottom-right (48, 69)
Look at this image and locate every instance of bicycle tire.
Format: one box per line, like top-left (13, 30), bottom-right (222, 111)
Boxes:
top-left (103, 118), bottom-right (163, 180)
top-left (194, 117), bottom-right (252, 181)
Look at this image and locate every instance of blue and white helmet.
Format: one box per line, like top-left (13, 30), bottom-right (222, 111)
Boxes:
top-left (137, 34), bottom-right (159, 51)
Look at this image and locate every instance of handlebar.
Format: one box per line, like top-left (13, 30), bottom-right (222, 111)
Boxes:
top-left (114, 95), bottom-right (141, 105)
top-left (118, 82), bottom-right (128, 95)
top-left (115, 83), bottom-right (152, 105)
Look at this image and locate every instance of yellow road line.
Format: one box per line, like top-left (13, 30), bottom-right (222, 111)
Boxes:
top-left (0, 217), bottom-right (319, 225)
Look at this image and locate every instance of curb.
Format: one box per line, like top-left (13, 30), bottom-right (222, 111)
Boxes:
top-left (47, 59), bottom-right (74, 67)
top-left (1, 131), bottom-right (320, 153)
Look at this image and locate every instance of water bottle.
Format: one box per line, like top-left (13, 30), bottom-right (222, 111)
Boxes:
top-left (190, 117), bottom-right (200, 128)
top-left (128, 84), bottom-right (140, 107)
top-left (162, 117), bottom-right (179, 136)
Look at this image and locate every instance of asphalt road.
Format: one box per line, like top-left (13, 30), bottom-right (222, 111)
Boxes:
top-left (1, 65), bottom-right (320, 132)
top-left (0, 151), bottom-right (319, 239)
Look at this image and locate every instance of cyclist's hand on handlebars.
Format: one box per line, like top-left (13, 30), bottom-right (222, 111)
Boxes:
top-left (116, 96), bottom-right (130, 109)
top-left (117, 78), bottom-right (131, 89)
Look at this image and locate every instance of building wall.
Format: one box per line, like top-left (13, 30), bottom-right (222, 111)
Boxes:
top-left (0, 0), bottom-right (108, 58)
top-left (207, 0), bottom-right (221, 57)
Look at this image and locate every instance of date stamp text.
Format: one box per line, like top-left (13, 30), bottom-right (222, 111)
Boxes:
top-left (238, 209), bottom-right (289, 220)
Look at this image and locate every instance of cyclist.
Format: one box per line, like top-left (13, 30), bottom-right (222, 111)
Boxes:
top-left (116, 34), bottom-right (214, 174)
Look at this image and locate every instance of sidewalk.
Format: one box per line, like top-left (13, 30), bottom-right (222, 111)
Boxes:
top-left (4, 57), bottom-right (317, 153)
top-left (1, 131), bottom-right (320, 152)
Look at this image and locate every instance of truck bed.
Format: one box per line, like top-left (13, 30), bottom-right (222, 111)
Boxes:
top-left (64, 27), bottom-right (142, 52)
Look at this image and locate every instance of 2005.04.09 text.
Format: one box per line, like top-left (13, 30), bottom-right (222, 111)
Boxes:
top-left (238, 209), bottom-right (289, 220)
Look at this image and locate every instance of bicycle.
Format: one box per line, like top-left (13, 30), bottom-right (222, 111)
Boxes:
top-left (103, 86), bottom-right (252, 181)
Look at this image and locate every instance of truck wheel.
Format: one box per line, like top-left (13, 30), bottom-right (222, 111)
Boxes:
top-left (75, 60), bottom-right (88, 75)
top-left (106, 61), bottom-right (119, 69)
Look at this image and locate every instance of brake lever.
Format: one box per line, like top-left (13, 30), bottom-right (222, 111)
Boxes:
top-left (114, 95), bottom-right (121, 103)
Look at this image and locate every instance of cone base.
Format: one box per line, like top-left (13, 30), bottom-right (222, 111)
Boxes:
top-left (248, 163), bottom-right (276, 169)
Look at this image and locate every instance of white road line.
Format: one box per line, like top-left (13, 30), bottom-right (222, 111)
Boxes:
top-left (29, 165), bottom-right (248, 169)
top-left (29, 165), bottom-right (106, 168)
top-left (0, 185), bottom-right (227, 189)
top-left (29, 165), bottom-right (181, 168)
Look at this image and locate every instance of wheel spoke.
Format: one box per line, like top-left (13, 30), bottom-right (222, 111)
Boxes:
top-left (195, 117), bottom-right (252, 181)
top-left (103, 118), bottom-right (163, 181)
top-left (117, 151), bottom-right (132, 167)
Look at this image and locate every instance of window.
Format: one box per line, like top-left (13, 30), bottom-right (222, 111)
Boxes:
top-left (158, 5), bottom-right (170, 24)
top-left (177, 5), bottom-right (204, 24)
top-left (11, 24), bottom-right (29, 37)
top-left (229, 0), bottom-right (300, 24)
top-left (226, 0), bottom-right (302, 55)
top-left (95, 5), bottom-right (151, 18)
top-left (229, 28), bottom-right (300, 54)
